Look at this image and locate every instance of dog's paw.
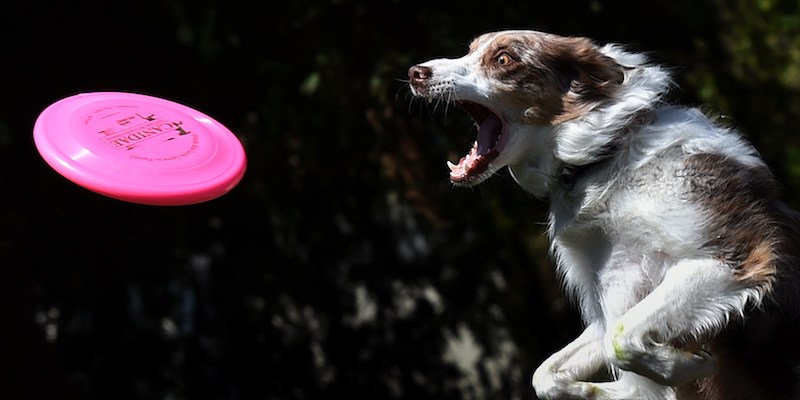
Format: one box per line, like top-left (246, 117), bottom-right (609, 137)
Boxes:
top-left (657, 347), bottom-right (717, 384)
top-left (534, 378), bottom-right (653, 400)
top-left (533, 379), bottom-right (608, 400)
top-left (533, 368), bottom-right (615, 400)
top-left (614, 341), bottom-right (717, 386)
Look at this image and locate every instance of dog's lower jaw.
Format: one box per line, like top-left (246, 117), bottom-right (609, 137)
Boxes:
top-left (508, 160), bottom-right (554, 198)
top-left (501, 125), bottom-right (557, 197)
top-left (508, 142), bottom-right (557, 198)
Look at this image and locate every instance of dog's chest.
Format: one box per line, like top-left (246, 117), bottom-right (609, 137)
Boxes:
top-left (553, 156), bottom-right (699, 242)
top-left (549, 156), bottom-right (708, 319)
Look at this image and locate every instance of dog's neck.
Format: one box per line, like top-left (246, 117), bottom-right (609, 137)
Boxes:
top-left (508, 108), bottom-right (657, 198)
top-left (556, 109), bottom-right (656, 191)
top-left (557, 159), bottom-right (609, 191)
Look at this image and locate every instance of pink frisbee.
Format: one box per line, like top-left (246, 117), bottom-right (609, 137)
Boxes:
top-left (34, 92), bottom-right (247, 205)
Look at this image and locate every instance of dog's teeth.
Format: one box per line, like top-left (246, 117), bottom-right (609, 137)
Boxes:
top-left (447, 161), bottom-right (456, 171)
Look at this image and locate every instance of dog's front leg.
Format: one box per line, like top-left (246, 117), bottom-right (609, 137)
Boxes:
top-left (532, 322), bottom-right (609, 399)
top-left (605, 258), bottom-right (749, 386)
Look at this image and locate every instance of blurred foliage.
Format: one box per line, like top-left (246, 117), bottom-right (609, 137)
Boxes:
top-left (2, 1), bottom-right (800, 400)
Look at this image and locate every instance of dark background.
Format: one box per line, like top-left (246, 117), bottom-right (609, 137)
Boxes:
top-left (3, 1), bottom-right (800, 399)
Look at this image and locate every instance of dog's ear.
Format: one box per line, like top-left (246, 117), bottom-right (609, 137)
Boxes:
top-left (547, 39), bottom-right (626, 124)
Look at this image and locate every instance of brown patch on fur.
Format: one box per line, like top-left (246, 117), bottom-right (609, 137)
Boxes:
top-left (737, 241), bottom-right (777, 283)
top-left (470, 32), bottom-right (624, 125)
top-left (468, 31), bottom-right (498, 54)
top-left (546, 39), bottom-right (626, 124)
top-left (682, 152), bottom-right (800, 398)
top-left (683, 153), bottom-right (781, 286)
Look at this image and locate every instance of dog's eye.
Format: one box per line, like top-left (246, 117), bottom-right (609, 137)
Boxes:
top-left (496, 53), bottom-right (514, 66)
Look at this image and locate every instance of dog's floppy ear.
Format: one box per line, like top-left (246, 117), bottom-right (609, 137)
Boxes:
top-left (545, 38), bottom-right (626, 124)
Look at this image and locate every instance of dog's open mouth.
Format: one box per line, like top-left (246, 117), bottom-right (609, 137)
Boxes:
top-left (448, 101), bottom-right (506, 183)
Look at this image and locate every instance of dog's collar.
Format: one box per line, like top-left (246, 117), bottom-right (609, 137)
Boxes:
top-left (557, 139), bottom-right (622, 190)
top-left (558, 160), bottom-right (607, 190)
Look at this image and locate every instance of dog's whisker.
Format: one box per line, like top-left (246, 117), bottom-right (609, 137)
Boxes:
top-left (445, 89), bottom-right (456, 119)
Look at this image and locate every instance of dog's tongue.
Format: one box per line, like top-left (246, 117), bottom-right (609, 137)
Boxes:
top-left (476, 113), bottom-right (502, 155)
top-left (449, 113), bottom-right (502, 182)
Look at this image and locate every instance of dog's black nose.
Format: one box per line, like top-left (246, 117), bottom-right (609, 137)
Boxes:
top-left (408, 65), bottom-right (432, 83)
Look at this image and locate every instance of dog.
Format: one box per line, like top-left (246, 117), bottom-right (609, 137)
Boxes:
top-left (408, 30), bottom-right (800, 399)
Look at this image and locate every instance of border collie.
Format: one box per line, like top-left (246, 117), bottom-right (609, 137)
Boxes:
top-left (408, 30), bottom-right (800, 400)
